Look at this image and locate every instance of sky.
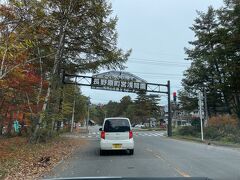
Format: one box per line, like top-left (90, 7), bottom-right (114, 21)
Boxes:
top-left (81, 0), bottom-right (223, 105)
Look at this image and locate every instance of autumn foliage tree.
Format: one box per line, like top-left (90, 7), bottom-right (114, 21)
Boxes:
top-left (0, 0), bottom-right (130, 142)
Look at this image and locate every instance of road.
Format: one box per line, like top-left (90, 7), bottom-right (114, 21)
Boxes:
top-left (45, 126), bottom-right (240, 180)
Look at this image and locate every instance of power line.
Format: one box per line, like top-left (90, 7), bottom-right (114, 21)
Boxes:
top-left (129, 57), bottom-right (189, 64)
top-left (128, 61), bottom-right (187, 67)
top-left (128, 57), bottom-right (190, 66)
top-left (131, 71), bottom-right (183, 77)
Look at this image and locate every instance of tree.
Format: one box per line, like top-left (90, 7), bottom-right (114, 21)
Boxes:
top-left (217, 0), bottom-right (240, 121)
top-left (183, 1), bottom-right (240, 124)
top-left (134, 90), bottom-right (151, 124)
top-left (62, 84), bottom-right (87, 129)
top-left (117, 96), bottom-right (132, 116)
top-left (178, 89), bottom-right (198, 113)
top-left (124, 104), bottom-right (136, 121)
top-left (147, 94), bottom-right (161, 119)
top-left (105, 101), bottom-right (119, 117)
top-left (88, 103), bottom-right (107, 125)
top-left (31, 0), bottom-right (131, 140)
top-left (183, 6), bottom-right (229, 115)
top-left (0, 0), bottom-right (131, 141)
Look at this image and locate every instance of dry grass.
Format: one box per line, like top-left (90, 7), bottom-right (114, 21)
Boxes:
top-left (208, 115), bottom-right (238, 128)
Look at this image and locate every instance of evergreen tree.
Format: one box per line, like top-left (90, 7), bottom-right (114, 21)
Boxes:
top-left (134, 90), bottom-right (151, 124)
top-left (182, 1), bottom-right (240, 124)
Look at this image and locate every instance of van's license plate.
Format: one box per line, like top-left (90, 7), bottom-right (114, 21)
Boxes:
top-left (112, 144), bottom-right (122, 149)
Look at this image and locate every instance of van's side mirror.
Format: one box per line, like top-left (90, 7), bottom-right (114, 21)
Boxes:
top-left (99, 128), bottom-right (102, 131)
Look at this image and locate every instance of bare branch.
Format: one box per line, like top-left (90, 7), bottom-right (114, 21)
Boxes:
top-left (25, 92), bottom-right (33, 114)
top-left (0, 53), bottom-right (55, 80)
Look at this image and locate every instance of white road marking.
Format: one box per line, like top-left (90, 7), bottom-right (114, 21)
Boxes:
top-left (133, 132), bottom-right (165, 137)
top-left (145, 148), bottom-right (153, 152)
top-left (77, 131), bottom-right (165, 139)
top-left (154, 154), bottom-right (165, 161)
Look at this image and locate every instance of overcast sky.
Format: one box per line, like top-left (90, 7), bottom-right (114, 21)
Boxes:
top-left (81, 0), bottom-right (223, 105)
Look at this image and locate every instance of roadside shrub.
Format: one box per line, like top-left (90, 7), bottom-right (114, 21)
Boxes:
top-left (204, 127), bottom-right (222, 140)
top-left (191, 118), bottom-right (202, 131)
top-left (205, 115), bottom-right (240, 143)
top-left (232, 135), bottom-right (240, 143)
top-left (57, 128), bottom-right (69, 134)
top-left (222, 128), bottom-right (240, 143)
top-left (177, 126), bottom-right (198, 136)
top-left (208, 115), bottom-right (238, 129)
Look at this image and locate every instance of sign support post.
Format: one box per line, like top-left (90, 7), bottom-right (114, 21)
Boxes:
top-left (198, 91), bottom-right (204, 141)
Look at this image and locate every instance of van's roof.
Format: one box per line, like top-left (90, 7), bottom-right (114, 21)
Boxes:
top-left (104, 117), bottom-right (129, 120)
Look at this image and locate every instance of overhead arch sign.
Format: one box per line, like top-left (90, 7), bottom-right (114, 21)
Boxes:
top-left (91, 71), bottom-right (147, 92)
top-left (62, 70), bottom-right (172, 136)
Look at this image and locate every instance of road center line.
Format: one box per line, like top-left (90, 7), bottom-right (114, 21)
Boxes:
top-left (145, 148), bottom-right (191, 178)
top-left (155, 152), bottom-right (191, 177)
top-left (174, 167), bottom-right (191, 177)
top-left (145, 148), bottom-right (153, 152)
top-left (154, 154), bottom-right (165, 161)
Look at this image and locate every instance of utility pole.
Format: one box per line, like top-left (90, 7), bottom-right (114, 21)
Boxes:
top-left (167, 80), bottom-right (172, 137)
top-left (87, 96), bottom-right (90, 133)
top-left (198, 91), bottom-right (204, 141)
top-left (104, 111), bottom-right (107, 119)
top-left (203, 87), bottom-right (208, 127)
top-left (70, 78), bottom-right (77, 133)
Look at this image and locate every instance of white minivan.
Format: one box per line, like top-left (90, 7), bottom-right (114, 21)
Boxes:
top-left (99, 117), bottom-right (134, 155)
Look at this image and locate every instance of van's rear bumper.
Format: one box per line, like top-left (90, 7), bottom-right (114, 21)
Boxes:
top-left (100, 139), bottom-right (134, 150)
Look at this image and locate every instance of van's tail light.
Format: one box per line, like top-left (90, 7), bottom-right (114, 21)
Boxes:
top-left (101, 131), bottom-right (105, 139)
top-left (129, 130), bottom-right (133, 139)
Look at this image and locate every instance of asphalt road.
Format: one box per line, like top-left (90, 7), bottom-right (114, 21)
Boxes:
top-left (45, 126), bottom-right (240, 180)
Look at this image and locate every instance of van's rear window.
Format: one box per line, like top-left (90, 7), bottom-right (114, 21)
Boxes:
top-left (104, 119), bottom-right (130, 132)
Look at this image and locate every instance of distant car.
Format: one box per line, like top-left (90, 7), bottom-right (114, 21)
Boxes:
top-left (99, 117), bottom-right (134, 155)
top-left (135, 124), bottom-right (144, 128)
top-left (160, 124), bottom-right (167, 128)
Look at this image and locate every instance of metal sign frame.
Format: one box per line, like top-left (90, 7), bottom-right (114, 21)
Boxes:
top-left (62, 70), bottom-right (172, 136)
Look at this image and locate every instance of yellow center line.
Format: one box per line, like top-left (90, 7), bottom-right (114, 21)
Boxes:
top-left (174, 167), bottom-right (191, 177)
top-left (145, 148), bottom-right (191, 178)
